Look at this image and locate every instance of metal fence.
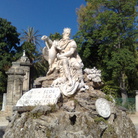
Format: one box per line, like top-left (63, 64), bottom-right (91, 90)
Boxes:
top-left (115, 98), bottom-right (135, 113)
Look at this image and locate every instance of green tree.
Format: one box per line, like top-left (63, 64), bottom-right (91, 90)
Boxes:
top-left (20, 29), bottom-right (62, 87)
top-left (20, 27), bottom-right (42, 62)
top-left (49, 32), bottom-right (62, 41)
top-left (20, 27), bottom-right (41, 46)
top-left (20, 27), bottom-right (44, 86)
top-left (75, 0), bottom-right (138, 105)
top-left (0, 18), bottom-right (20, 93)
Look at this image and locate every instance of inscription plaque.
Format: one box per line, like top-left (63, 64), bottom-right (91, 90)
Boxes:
top-left (16, 88), bottom-right (61, 106)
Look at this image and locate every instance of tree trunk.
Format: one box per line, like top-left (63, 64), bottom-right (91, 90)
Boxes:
top-left (119, 72), bottom-right (128, 106)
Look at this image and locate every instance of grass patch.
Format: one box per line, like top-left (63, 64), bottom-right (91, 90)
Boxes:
top-left (94, 116), bottom-right (107, 123)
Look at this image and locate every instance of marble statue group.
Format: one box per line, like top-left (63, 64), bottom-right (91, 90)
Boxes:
top-left (16, 27), bottom-right (103, 106)
top-left (41, 28), bottom-right (88, 96)
top-left (33, 28), bottom-right (102, 97)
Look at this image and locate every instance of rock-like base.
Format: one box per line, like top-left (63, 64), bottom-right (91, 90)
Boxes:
top-left (3, 90), bottom-right (137, 138)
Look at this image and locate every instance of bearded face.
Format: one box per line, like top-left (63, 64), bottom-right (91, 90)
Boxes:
top-left (62, 28), bottom-right (71, 40)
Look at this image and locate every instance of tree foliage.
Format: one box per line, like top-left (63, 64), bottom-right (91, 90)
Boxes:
top-left (20, 27), bottom-right (47, 86)
top-left (49, 32), bottom-right (62, 41)
top-left (75, 0), bottom-right (138, 101)
top-left (20, 27), bottom-right (41, 46)
top-left (0, 18), bottom-right (20, 93)
top-left (20, 29), bottom-right (62, 87)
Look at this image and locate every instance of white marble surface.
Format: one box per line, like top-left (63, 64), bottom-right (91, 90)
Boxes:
top-left (95, 98), bottom-right (111, 118)
top-left (16, 88), bottom-right (61, 106)
top-left (84, 67), bottom-right (102, 82)
top-left (41, 28), bottom-right (86, 97)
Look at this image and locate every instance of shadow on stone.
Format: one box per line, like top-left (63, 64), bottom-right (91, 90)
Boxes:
top-left (0, 126), bottom-right (6, 138)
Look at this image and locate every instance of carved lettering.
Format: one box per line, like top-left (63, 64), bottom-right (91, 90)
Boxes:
top-left (16, 88), bottom-right (61, 106)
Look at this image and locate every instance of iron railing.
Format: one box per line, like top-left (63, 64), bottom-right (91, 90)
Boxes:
top-left (115, 98), bottom-right (135, 113)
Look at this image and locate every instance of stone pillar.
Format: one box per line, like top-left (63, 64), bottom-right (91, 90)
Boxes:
top-left (135, 90), bottom-right (138, 112)
top-left (20, 63), bottom-right (31, 93)
top-left (1, 51), bottom-right (31, 115)
top-left (18, 51), bottom-right (31, 93)
top-left (6, 62), bottom-right (25, 107)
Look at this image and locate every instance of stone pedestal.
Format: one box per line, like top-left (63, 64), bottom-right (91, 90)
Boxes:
top-left (135, 90), bottom-right (138, 112)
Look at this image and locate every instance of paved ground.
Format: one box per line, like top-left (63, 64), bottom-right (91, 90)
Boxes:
top-left (0, 114), bottom-right (138, 137)
top-left (129, 114), bottom-right (138, 125)
top-left (128, 114), bottom-right (138, 137)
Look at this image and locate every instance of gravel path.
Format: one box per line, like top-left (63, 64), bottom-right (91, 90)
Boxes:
top-left (129, 114), bottom-right (138, 137)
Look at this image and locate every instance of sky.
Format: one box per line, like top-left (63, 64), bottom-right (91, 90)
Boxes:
top-left (0, 0), bottom-right (86, 47)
